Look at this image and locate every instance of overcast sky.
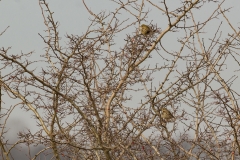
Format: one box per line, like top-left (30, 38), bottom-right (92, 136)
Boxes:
top-left (1, 0), bottom-right (239, 53)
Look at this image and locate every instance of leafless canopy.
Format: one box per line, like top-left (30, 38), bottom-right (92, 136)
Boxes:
top-left (1, 0), bottom-right (240, 159)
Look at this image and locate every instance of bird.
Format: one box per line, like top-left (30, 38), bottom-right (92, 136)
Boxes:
top-left (161, 108), bottom-right (175, 120)
top-left (140, 24), bottom-right (152, 36)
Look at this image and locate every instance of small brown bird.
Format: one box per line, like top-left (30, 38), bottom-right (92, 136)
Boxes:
top-left (140, 24), bottom-right (152, 36)
top-left (161, 108), bottom-right (175, 120)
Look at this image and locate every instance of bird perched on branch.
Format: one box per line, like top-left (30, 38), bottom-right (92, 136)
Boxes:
top-left (140, 24), bottom-right (152, 36)
top-left (161, 108), bottom-right (175, 120)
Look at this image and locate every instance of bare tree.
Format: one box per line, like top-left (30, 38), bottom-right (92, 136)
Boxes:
top-left (0, 0), bottom-right (240, 159)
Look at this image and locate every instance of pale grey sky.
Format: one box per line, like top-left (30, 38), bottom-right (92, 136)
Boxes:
top-left (0, 0), bottom-right (239, 53)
